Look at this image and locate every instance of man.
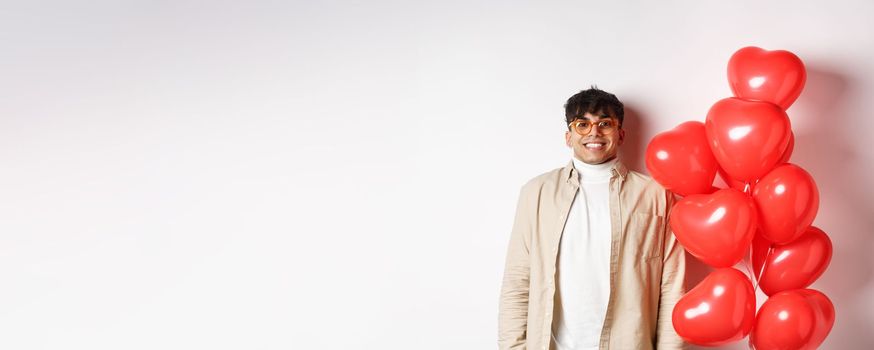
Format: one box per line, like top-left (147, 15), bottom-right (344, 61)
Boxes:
top-left (498, 87), bottom-right (686, 350)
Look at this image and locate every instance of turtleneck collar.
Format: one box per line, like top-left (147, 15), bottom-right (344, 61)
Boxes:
top-left (572, 156), bottom-right (619, 182)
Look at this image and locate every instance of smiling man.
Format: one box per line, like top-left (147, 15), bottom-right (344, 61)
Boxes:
top-left (498, 87), bottom-right (686, 350)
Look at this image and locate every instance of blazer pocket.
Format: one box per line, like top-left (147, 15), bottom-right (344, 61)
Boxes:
top-left (629, 212), bottom-right (665, 262)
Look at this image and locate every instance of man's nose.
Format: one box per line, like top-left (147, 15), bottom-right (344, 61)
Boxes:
top-left (586, 125), bottom-right (603, 137)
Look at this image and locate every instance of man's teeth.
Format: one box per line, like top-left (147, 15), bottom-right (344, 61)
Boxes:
top-left (585, 143), bottom-right (605, 149)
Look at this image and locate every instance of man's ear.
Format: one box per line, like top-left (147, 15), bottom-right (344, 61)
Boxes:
top-left (565, 131), bottom-right (572, 147)
top-left (617, 128), bottom-right (626, 146)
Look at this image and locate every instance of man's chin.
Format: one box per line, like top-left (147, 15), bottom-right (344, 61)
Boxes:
top-left (577, 155), bottom-right (605, 165)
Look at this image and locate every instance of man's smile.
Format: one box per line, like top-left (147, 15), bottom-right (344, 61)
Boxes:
top-left (584, 142), bottom-right (606, 150)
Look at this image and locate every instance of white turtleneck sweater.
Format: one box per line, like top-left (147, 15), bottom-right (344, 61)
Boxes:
top-left (550, 156), bottom-right (618, 350)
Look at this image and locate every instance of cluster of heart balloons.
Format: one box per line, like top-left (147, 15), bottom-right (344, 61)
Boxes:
top-left (645, 46), bottom-right (835, 349)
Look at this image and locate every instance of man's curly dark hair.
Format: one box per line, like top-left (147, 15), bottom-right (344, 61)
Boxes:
top-left (564, 86), bottom-right (625, 127)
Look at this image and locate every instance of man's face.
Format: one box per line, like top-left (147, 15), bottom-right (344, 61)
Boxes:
top-left (565, 112), bottom-right (625, 165)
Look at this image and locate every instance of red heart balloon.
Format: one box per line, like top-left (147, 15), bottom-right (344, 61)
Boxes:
top-left (670, 188), bottom-right (757, 267)
top-left (672, 268), bottom-right (756, 346)
top-left (705, 97), bottom-right (791, 183)
top-left (757, 226), bottom-right (832, 296)
top-left (751, 289), bottom-right (835, 350)
top-left (716, 131), bottom-right (793, 193)
top-left (646, 121), bottom-right (718, 196)
top-left (752, 163), bottom-right (820, 244)
top-left (727, 46), bottom-right (807, 110)
top-left (717, 166), bottom-right (747, 192)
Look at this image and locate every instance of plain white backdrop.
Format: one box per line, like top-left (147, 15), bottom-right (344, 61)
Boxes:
top-left (1, 1), bottom-right (872, 349)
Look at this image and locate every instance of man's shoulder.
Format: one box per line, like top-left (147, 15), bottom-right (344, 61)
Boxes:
top-left (624, 169), bottom-right (679, 210)
top-left (626, 168), bottom-right (670, 192)
top-left (519, 165), bottom-right (567, 193)
top-left (626, 168), bottom-right (660, 187)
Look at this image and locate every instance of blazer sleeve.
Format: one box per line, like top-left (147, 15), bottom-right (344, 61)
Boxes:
top-left (656, 191), bottom-right (687, 349)
top-left (498, 185), bottom-right (534, 350)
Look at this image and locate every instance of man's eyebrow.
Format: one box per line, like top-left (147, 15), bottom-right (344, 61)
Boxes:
top-left (580, 113), bottom-right (613, 120)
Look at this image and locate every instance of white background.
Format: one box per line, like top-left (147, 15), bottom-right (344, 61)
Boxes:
top-left (1, 1), bottom-right (872, 349)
